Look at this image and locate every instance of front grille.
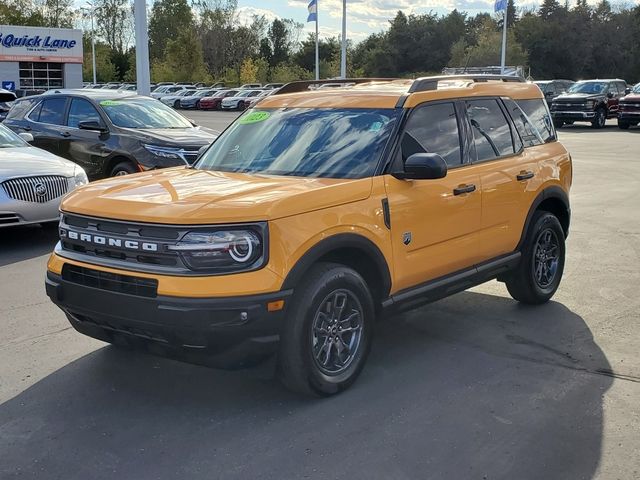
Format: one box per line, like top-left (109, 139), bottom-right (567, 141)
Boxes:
top-left (552, 102), bottom-right (587, 111)
top-left (2, 175), bottom-right (69, 203)
top-left (62, 264), bottom-right (158, 298)
top-left (619, 102), bottom-right (640, 111)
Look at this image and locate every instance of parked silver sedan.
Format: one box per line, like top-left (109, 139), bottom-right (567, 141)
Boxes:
top-left (0, 124), bottom-right (88, 228)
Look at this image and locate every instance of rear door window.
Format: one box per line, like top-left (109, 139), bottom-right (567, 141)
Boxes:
top-left (466, 99), bottom-right (516, 162)
top-left (400, 102), bottom-right (462, 168)
top-left (37, 98), bottom-right (66, 125)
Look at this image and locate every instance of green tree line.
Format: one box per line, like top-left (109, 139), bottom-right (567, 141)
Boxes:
top-left (1, 0), bottom-right (639, 84)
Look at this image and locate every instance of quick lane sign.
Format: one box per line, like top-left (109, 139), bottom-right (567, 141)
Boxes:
top-left (0, 25), bottom-right (83, 63)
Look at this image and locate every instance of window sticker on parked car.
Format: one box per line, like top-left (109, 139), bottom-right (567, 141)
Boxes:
top-left (369, 121), bottom-right (383, 132)
top-left (239, 111), bottom-right (270, 125)
top-left (100, 100), bottom-right (122, 107)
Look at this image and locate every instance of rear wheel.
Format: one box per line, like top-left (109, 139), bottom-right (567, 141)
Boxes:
top-left (110, 161), bottom-right (138, 177)
top-left (278, 263), bottom-right (374, 396)
top-left (505, 211), bottom-right (565, 305)
top-left (592, 107), bottom-right (606, 129)
top-left (173, 100), bottom-right (180, 109)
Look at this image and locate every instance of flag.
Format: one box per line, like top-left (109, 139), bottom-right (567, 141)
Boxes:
top-left (494, 0), bottom-right (507, 12)
top-left (307, 0), bottom-right (317, 22)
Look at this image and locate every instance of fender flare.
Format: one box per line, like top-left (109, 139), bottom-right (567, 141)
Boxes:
top-left (281, 233), bottom-right (392, 298)
top-left (516, 186), bottom-right (570, 251)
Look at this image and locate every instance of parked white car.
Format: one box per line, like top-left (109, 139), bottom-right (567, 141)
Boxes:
top-left (220, 90), bottom-right (264, 110)
top-left (160, 90), bottom-right (197, 108)
top-left (0, 124), bottom-right (88, 228)
top-left (150, 85), bottom-right (188, 100)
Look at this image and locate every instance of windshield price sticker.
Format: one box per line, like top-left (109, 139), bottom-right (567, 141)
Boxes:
top-left (239, 111), bottom-right (270, 125)
top-left (100, 100), bottom-right (122, 107)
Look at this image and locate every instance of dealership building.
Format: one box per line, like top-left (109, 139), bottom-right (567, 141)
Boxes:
top-left (0, 25), bottom-right (83, 93)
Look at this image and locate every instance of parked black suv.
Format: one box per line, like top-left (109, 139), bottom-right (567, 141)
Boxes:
top-left (550, 79), bottom-right (627, 129)
top-left (533, 79), bottom-right (574, 103)
top-left (4, 90), bottom-right (217, 179)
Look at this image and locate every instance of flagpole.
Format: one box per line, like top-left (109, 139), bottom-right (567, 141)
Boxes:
top-left (500, 8), bottom-right (507, 74)
top-left (340, 0), bottom-right (347, 78)
top-left (315, 1), bottom-right (319, 80)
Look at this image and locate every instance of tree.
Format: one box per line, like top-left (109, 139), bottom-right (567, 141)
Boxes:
top-left (149, 0), bottom-right (194, 60)
top-left (152, 29), bottom-right (210, 82)
top-left (82, 39), bottom-right (117, 82)
top-left (94, 0), bottom-right (133, 55)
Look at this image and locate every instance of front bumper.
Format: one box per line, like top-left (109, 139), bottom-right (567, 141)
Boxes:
top-left (618, 111), bottom-right (640, 121)
top-left (0, 196), bottom-right (61, 227)
top-left (46, 269), bottom-right (291, 368)
top-left (551, 110), bottom-right (596, 121)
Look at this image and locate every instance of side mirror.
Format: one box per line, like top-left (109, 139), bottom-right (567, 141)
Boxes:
top-left (606, 92), bottom-right (614, 99)
top-left (625, 88), bottom-right (631, 95)
top-left (78, 120), bottom-right (107, 132)
top-left (18, 132), bottom-right (34, 143)
top-left (393, 153), bottom-right (448, 180)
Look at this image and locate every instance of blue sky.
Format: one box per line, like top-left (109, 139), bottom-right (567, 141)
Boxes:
top-left (235, 0), bottom-right (638, 42)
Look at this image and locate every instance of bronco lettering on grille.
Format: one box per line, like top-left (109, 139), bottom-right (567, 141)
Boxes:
top-left (63, 229), bottom-right (159, 252)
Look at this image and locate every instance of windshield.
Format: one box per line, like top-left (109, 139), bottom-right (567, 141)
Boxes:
top-left (633, 83), bottom-right (640, 94)
top-left (0, 124), bottom-right (26, 148)
top-left (100, 98), bottom-right (193, 129)
top-left (195, 90), bottom-right (212, 97)
top-left (568, 82), bottom-right (606, 94)
top-left (197, 108), bottom-right (400, 179)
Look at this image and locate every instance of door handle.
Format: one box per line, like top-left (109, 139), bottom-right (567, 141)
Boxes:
top-left (22, 126), bottom-right (31, 132)
top-left (517, 171), bottom-right (535, 181)
top-left (60, 131), bottom-right (71, 137)
top-left (453, 184), bottom-right (476, 196)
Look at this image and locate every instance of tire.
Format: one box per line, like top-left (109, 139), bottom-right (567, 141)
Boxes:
top-left (110, 161), bottom-right (138, 177)
top-left (618, 121), bottom-right (630, 130)
top-left (278, 263), bottom-right (375, 396)
top-left (553, 119), bottom-right (564, 128)
top-left (505, 211), bottom-right (566, 305)
top-left (174, 100), bottom-right (180, 109)
top-left (195, 100), bottom-right (201, 110)
top-left (592, 107), bottom-right (606, 129)
top-left (237, 101), bottom-right (244, 111)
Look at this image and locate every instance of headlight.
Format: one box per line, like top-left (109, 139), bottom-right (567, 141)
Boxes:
top-left (73, 166), bottom-right (88, 186)
top-left (168, 229), bottom-right (265, 272)
top-left (143, 144), bottom-right (183, 160)
top-left (586, 100), bottom-right (596, 109)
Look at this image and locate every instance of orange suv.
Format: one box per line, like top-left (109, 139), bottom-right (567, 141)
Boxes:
top-left (45, 76), bottom-right (572, 396)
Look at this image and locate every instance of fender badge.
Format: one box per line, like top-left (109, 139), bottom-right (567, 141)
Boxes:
top-left (403, 232), bottom-right (412, 245)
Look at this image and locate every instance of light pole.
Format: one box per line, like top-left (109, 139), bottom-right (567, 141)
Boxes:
top-left (340, 0), bottom-right (347, 78)
top-left (81, 3), bottom-right (97, 84)
top-left (133, 0), bottom-right (151, 96)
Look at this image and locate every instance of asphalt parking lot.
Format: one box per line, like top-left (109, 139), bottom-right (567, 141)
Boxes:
top-left (1, 115), bottom-right (639, 480)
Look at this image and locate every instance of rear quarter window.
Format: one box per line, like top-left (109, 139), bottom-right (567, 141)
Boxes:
top-left (515, 98), bottom-right (556, 143)
top-left (5, 98), bottom-right (36, 120)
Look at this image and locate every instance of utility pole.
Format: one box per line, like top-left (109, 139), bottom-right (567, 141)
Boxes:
top-left (81, 4), bottom-right (97, 84)
top-left (500, 8), bottom-right (507, 74)
top-left (134, 0), bottom-right (151, 95)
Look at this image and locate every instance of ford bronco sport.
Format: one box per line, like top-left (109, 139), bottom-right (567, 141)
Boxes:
top-left (45, 76), bottom-right (572, 396)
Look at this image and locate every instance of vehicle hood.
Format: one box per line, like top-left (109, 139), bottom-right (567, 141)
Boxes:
top-left (0, 146), bottom-right (77, 179)
top-left (553, 93), bottom-right (604, 101)
top-left (621, 94), bottom-right (640, 101)
top-left (120, 127), bottom-right (218, 146)
top-left (60, 167), bottom-right (373, 224)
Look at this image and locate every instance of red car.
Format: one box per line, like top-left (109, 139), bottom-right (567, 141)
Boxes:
top-left (199, 90), bottom-right (239, 110)
top-left (618, 83), bottom-right (640, 130)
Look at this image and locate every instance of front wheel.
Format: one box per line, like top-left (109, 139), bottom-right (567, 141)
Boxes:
top-left (278, 263), bottom-right (374, 396)
top-left (592, 108), bottom-right (607, 129)
top-left (505, 211), bottom-right (566, 305)
top-left (110, 161), bottom-right (138, 177)
top-left (618, 120), bottom-right (630, 130)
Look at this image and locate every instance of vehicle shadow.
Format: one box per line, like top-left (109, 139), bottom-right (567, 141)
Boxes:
top-left (558, 122), bottom-right (640, 134)
top-left (0, 224), bottom-right (58, 267)
top-left (0, 291), bottom-right (612, 480)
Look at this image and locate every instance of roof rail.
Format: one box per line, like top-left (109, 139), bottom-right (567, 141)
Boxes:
top-left (409, 74), bottom-right (525, 93)
top-left (275, 78), bottom-right (400, 95)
